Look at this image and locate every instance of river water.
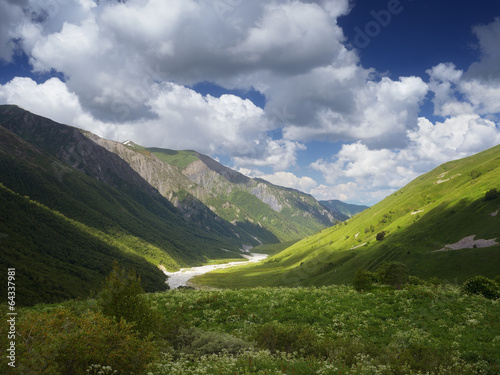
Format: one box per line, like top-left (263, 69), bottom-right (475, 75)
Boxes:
top-left (162, 253), bottom-right (268, 289)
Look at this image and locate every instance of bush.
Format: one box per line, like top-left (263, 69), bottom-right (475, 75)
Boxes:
top-left (251, 322), bottom-right (325, 357)
top-left (353, 269), bottom-right (374, 291)
top-left (97, 261), bottom-right (160, 337)
top-left (377, 261), bottom-right (409, 289)
top-left (462, 275), bottom-right (500, 299)
top-left (376, 231), bottom-right (386, 241)
top-left (170, 327), bottom-right (252, 355)
top-left (12, 307), bottom-right (156, 375)
top-left (484, 188), bottom-right (499, 201)
top-left (407, 275), bottom-right (426, 286)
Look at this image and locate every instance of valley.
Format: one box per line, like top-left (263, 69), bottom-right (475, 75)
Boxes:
top-left (0, 106), bottom-right (498, 374)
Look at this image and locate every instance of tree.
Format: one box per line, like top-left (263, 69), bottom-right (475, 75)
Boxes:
top-left (462, 275), bottom-right (500, 299)
top-left (377, 261), bottom-right (409, 289)
top-left (97, 261), bottom-right (159, 337)
top-left (353, 269), bottom-right (374, 292)
top-left (485, 188), bottom-right (499, 201)
top-left (376, 231), bottom-right (386, 241)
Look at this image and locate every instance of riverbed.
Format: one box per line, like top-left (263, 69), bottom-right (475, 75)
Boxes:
top-left (162, 253), bottom-right (268, 289)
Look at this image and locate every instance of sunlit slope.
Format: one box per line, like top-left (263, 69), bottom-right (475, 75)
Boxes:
top-left (194, 144), bottom-right (500, 287)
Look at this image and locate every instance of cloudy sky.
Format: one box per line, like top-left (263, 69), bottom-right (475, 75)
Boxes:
top-left (1, 0), bottom-right (499, 205)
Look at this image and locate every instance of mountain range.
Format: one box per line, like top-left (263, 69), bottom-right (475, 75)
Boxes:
top-left (0, 105), bottom-right (365, 305)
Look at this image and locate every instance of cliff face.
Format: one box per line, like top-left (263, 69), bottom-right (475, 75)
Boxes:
top-left (91, 136), bottom-right (345, 243)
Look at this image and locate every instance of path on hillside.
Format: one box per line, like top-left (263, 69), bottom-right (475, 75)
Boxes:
top-left (162, 253), bottom-right (268, 289)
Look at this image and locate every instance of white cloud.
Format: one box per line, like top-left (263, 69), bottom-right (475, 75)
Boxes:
top-left (0, 0), bottom-right (27, 62)
top-left (1, 1), bottom-right (500, 207)
top-left (0, 77), bottom-right (83, 125)
top-left (237, 168), bottom-right (318, 194)
top-left (232, 139), bottom-right (306, 171)
top-left (310, 113), bottom-right (500, 205)
top-left (259, 171), bottom-right (318, 192)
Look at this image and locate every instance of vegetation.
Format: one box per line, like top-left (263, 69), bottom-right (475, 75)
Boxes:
top-left (0, 105), bottom-right (262, 305)
top-left (462, 275), bottom-right (500, 299)
top-left (97, 262), bottom-right (160, 337)
top-left (194, 144), bottom-right (500, 288)
top-left (4, 282), bottom-right (499, 374)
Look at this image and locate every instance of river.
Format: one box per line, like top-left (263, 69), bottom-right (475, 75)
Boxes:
top-left (162, 253), bottom-right (268, 289)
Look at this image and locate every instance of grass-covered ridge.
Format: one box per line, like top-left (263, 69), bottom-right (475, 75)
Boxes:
top-left (194, 144), bottom-right (500, 288)
top-left (3, 283), bottom-right (499, 374)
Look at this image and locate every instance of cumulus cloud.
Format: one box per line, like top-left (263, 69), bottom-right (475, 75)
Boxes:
top-left (0, 76), bottom-right (302, 167)
top-left (1, 0), bottom-right (500, 205)
top-left (311, 114), bottom-right (500, 204)
top-left (0, 0), bottom-right (28, 62)
top-left (238, 169), bottom-right (318, 194)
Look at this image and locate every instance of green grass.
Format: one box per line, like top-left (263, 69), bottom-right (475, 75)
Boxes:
top-left (148, 148), bottom-right (199, 169)
top-left (5, 284), bottom-right (498, 374)
top-left (194, 144), bottom-right (500, 288)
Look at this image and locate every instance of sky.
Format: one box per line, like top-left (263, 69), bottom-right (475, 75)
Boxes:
top-left (0, 0), bottom-right (499, 205)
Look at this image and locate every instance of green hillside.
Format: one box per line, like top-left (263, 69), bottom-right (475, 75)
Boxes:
top-left (0, 106), bottom-right (250, 305)
top-left (194, 144), bottom-right (500, 287)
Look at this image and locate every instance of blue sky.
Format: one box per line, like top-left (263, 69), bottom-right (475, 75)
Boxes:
top-left (0, 0), bottom-right (499, 205)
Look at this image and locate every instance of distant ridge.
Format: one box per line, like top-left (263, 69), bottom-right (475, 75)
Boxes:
top-left (319, 200), bottom-right (369, 221)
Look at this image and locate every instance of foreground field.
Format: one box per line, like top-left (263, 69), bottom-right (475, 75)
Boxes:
top-left (149, 285), bottom-right (499, 374)
top-left (3, 283), bottom-right (499, 374)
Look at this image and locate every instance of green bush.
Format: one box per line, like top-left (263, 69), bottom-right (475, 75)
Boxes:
top-left (250, 321), bottom-right (327, 357)
top-left (376, 231), bottom-right (386, 241)
top-left (377, 261), bottom-right (409, 289)
top-left (169, 327), bottom-right (252, 355)
top-left (407, 275), bottom-right (427, 286)
top-left (484, 188), bottom-right (499, 201)
top-left (97, 261), bottom-right (160, 337)
top-left (12, 307), bottom-right (156, 375)
top-left (353, 269), bottom-right (375, 291)
top-left (462, 275), bottom-right (500, 299)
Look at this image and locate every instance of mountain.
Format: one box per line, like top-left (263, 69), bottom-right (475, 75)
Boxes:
top-left (0, 105), bottom-right (346, 305)
top-left (89, 137), bottom-right (344, 243)
top-left (0, 105), bottom-right (260, 305)
top-left (193, 144), bottom-right (500, 288)
top-left (319, 200), bottom-right (369, 220)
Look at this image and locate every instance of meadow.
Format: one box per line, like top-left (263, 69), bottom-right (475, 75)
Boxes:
top-left (4, 281), bottom-right (499, 375)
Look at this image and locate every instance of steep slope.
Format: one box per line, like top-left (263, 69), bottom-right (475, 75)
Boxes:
top-left (96, 140), bottom-right (344, 243)
top-left (0, 105), bottom-right (248, 305)
top-left (86, 135), bottom-right (263, 247)
top-left (194, 144), bottom-right (500, 287)
top-left (319, 200), bottom-right (369, 220)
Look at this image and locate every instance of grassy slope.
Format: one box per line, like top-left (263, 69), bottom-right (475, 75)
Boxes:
top-left (194, 144), bottom-right (500, 287)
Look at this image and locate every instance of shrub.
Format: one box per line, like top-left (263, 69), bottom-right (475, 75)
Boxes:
top-left (170, 327), bottom-right (252, 355)
top-left (462, 275), bottom-right (500, 299)
top-left (97, 261), bottom-right (160, 337)
top-left (376, 231), bottom-right (386, 241)
top-left (407, 275), bottom-right (426, 286)
top-left (377, 261), bottom-right (409, 289)
top-left (470, 169), bottom-right (482, 179)
top-left (12, 307), bottom-right (156, 375)
top-left (484, 188), bottom-right (499, 201)
top-left (251, 322), bottom-right (325, 357)
top-left (353, 269), bottom-right (374, 291)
